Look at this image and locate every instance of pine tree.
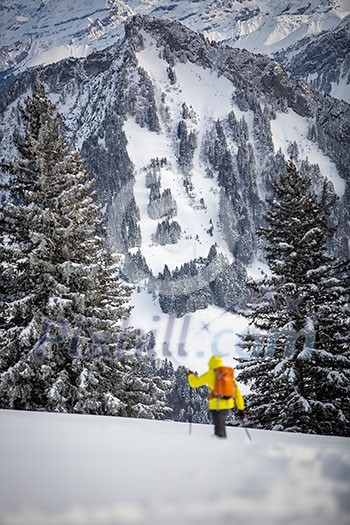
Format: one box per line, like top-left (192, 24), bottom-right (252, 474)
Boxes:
top-left (162, 365), bottom-right (209, 424)
top-left (61, 343), bottom-right (172, 420)
top-left (113, 351), bottom-right (172, 420)
top-left (0, 82), bottom-right (132, 411)
top-left (237, 161), bottom-right (350, 436)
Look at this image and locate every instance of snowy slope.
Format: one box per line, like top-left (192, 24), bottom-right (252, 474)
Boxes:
top-left (128, 288), bottom-right (250, 378)
top-left (0, 410), bottom-right (349, 525)
top-left (1, 0), bottom-right (349, 76)
top-left (124, 33), bottom-right (241, 274)
top-left (270, 108), bottom-right (345, 196)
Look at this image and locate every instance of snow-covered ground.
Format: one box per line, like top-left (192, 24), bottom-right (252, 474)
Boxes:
top-left (0, 410), bottom-right (349, 525)
top-left (330, 75), bottom-right (350, 104)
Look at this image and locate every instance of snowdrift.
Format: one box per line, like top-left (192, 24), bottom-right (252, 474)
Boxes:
top-left (0, 409), bottom-right (349, 525)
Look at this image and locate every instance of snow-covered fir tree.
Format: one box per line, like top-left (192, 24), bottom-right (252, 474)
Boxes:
top-left (72, 345), bottom-right (172, 420)
top-left (237, 161), bottom-right (350, 437)
top-left (153, 218), bottom-right (182, 245)
top-left (112, 350), bottom-right (172, 420)
top-left (0, 82), bottom-right (169, 418)
top-left (158, 361), bottom-right (209, 424)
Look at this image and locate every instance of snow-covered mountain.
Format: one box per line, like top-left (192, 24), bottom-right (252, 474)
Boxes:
top-left (1, 409), bottom-right (349, 525)
top-left (274, 14), bottom-right (350, 103)
top-left (1, 0), bottom-right (349, 99)
top-left (1, 15), bottom-right (349, 367)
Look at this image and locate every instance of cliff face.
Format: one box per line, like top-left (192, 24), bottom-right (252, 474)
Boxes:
top-left (274, 16), bottom-right (350, 103)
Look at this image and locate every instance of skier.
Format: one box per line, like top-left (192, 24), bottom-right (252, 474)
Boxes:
top-left (187, 355), bottom-right (245, 438)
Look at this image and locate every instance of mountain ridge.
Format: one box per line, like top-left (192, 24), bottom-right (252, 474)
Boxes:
top-left (1, 0), bottom-right (349, 100)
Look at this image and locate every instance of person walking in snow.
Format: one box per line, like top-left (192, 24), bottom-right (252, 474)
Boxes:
top-left (187, 355), bottom-right (245, 438)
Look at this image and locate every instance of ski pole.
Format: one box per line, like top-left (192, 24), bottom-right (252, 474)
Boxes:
top-left (244, 427), bottom-right (252, 441)
top-left (189, 386), bottom-right (193, 435)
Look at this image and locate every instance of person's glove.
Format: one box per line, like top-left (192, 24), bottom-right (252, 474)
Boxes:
top-left (237, 410), bottom-right (245, 420)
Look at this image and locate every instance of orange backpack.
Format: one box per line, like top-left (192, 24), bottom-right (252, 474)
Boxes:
top-left (212, 366), bottom-right (236, 399)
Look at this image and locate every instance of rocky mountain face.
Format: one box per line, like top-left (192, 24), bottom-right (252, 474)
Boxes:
top-left (1, 1), bottom-right (349, 100)
top-left (274, 15), bottom-right (350, 103)
top-left (0, 15), bottom-right (349, 317)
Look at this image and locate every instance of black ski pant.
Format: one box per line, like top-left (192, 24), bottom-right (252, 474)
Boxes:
top-left (210, 409), bottom-right (228, 438)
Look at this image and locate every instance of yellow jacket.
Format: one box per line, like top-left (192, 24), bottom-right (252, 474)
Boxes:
top-left (188, 355), bottom-right (245, 411)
